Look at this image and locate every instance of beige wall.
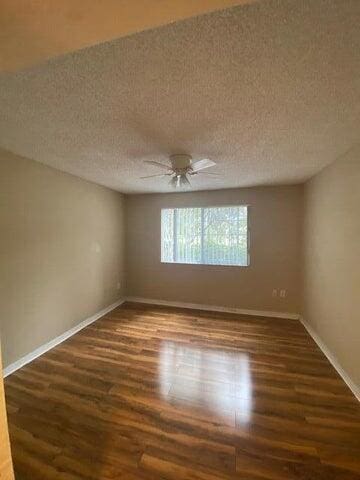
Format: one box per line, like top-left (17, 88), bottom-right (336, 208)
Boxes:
top-left (0, 149), bottom-right (125, 368)
top-left (125, 186), bottom-right (303, 315)
top-left (303, 144), bottom-right (360, 389)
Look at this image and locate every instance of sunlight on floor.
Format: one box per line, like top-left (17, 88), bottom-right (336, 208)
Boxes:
top-left (159, 341), bottom-right (253, 424)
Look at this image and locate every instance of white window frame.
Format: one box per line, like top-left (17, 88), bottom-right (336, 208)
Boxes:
top-left (161, 205), bottom-right (250, 267)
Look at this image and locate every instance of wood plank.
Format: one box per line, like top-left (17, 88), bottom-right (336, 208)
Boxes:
top-left (4, 302), bottom-right (360, 479)
top-left (0, 343), bottom-right (14, 479)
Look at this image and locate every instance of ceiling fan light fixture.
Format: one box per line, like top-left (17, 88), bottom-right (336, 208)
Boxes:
top-left (179, 174), bottom-right (191, 188)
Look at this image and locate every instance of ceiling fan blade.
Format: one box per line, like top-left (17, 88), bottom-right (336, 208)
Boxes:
top-left (140, 174), bottom-right (169, 179)
top-left (193, 171), bottom-right (221, 176)
top-left (191, 158), bottom-right (216, 172)
top-left (144, 160), bottom-right (172, 171)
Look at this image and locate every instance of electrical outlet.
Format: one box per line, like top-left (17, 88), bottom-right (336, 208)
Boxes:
top-left (280, 289), bottom-right (286, 298)
top-left (272, 289), bottom-right (278, 297)
top-left (117, 281), bottom-right (121, 290)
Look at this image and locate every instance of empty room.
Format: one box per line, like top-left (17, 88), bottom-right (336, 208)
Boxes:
top-left (0, 0), bottom-right (359, 478)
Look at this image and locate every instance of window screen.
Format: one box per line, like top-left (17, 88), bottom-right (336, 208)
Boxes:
top-left (161, 206), bottom-right (249, 266)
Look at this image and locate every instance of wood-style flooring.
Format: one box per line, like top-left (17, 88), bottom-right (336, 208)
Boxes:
top-left (4, 302), bottom-right (360, 479)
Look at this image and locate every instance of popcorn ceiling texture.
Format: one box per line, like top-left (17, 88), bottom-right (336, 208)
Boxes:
top-left (0, 0), bottom-right (359, 193)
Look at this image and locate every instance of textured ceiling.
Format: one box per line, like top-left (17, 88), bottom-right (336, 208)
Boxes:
top-left (0, 0), bottom-right (247, 72)
top-left (0, 0), bottom-right (359, 194)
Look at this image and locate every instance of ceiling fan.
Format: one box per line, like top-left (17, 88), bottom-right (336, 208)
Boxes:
top-left (141, 154), bottom-right (219, 188)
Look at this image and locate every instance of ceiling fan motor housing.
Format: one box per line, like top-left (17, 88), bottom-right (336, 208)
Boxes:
top-left (170, 154), bottom-right (193, 174)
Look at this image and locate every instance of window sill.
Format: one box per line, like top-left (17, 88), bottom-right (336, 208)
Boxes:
top-left (160, 261), bottom-right (250, 268)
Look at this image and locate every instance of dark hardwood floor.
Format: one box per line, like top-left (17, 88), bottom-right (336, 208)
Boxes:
top-left (4, 302), bottom-right (360, 479)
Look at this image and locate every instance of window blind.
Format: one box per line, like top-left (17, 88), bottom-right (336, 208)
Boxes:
top-left (161, 206), bottom-right (249, 266)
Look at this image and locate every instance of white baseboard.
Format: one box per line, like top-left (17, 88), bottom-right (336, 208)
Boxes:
top-left (124, 296), bottom-right (300, 320)
top-left (3, 298), bottom-right (125, 378)
top-left (300, 317), bottom-right (360, 402)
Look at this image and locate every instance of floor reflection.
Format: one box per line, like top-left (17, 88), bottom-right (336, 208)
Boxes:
top-left (159, 341), bottom-right (253, 424)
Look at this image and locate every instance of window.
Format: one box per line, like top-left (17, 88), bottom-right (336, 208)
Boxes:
top-left (161, 206), bottom-right (249, 266)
